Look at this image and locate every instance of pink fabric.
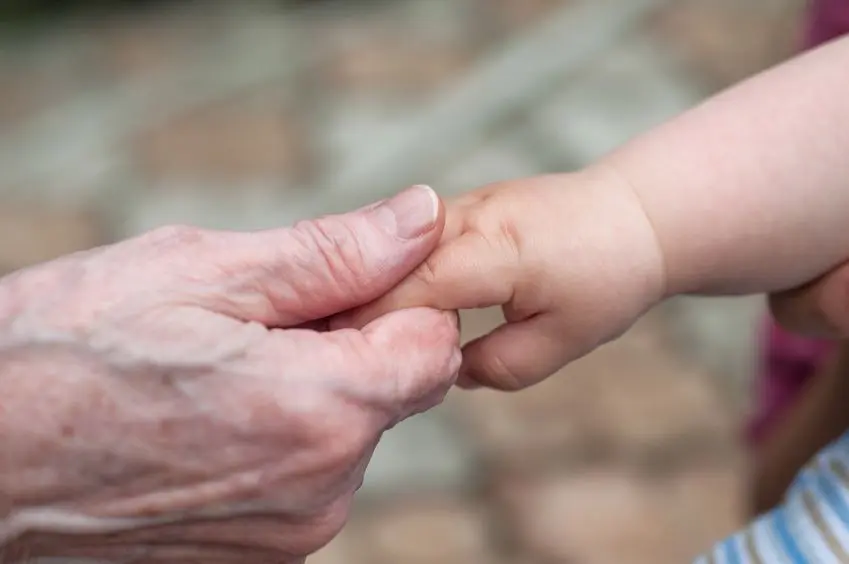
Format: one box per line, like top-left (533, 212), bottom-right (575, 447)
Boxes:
top-left (803, 0), bottom-right (849, 48)
top-left (747, 319), bottom-right (835, 444)
top-left (746, 0), bottom-right (849, 445)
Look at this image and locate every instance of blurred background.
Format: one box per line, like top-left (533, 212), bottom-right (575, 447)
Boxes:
top-left (0, 0), bottom-right (808, 561)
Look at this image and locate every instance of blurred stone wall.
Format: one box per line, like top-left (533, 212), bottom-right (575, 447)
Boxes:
top-left (0, 0), bottom-right (807, 561)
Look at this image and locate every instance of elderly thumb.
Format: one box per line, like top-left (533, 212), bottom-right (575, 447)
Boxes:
top-left (265, 185), bottom-right (444, 326)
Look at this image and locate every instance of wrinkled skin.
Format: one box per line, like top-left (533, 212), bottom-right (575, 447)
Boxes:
top-left (0, 186), bottom-right (461, 563)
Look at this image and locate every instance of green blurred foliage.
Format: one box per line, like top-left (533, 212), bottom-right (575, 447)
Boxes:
top-left (0, 0), bottom-right (165, 27)
top-left (0, 0), bottom-right (369, 28)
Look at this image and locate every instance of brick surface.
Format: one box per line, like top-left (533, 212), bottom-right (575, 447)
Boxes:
top-left (531, 37), bottom-right (704, 166)
top-left (666, 465), bottom-right (748, 554)
top-left (117, 180), bottom-right (295, 236)
top-left (135, 88), bottom-right (313, 184)
top-left (357, 497), bottom-right (497, 564)
top-left (449, 381), bottom-right (599, 473)
top-left (498, 465), bottom-right (743, 563)
top-left (659, 295), bottom-right (764, 411)
top-left (481, 0), bottom-right (576, 34)
top-left (309, 527), bottom-right (363, 564)
top-left (0, 202), bottom-right (106, 275)
top-left (439, 136), bottom-right (544, 194)
top-left (93, 2), bottom-right (235, 81)
top-left (0, 40), bottom-right (95, 131)
top-left (319, 24), bottom-right (474, 98)
top-left (450, 310), bottom-right (736, 473)
top-left (0, 59), bottom-right (81, 131)
top-left (651, 0), bottom-right (805, 88)
top-left (314, 99), bottom-right (414, 179)
top-left (98, 20), bottom-right (190, 81)
top-left (358, 406), bottom-right (475, 498)
top-left (0, 74), bottom-right (48, 130)
top-left (571, 336), bottom-right (735, 458)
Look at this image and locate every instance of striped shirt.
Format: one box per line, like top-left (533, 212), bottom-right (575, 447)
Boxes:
top-left (695, 432), bottom-right (849, 563)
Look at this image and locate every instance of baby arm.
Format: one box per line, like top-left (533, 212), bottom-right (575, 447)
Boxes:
top-left (346, 36), bottom-right (849, 390)
top-left (607, 35), bottom-right (849, 297)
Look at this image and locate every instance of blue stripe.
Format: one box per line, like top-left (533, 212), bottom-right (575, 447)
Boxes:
top-left (836, 432), bottom-right (849, 449)
top-left (722, 534), bottom-right (742, 564)
top-left (773, 508), bottom-right (808, 564)
top-left (816, 470), bottom-right (849, 527)
top-left (790, 462), bottom-right (819, 494)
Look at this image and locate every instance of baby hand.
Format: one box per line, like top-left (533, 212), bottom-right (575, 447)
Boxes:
top-left (339, 167), bottom-right (667, 391)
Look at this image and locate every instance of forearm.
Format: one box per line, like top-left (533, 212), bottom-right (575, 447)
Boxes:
top-left (601, 36), bottom-right (849, 297)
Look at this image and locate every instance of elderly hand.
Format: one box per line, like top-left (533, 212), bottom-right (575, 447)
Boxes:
top-left (0, 186), bottom-right (461, 563)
